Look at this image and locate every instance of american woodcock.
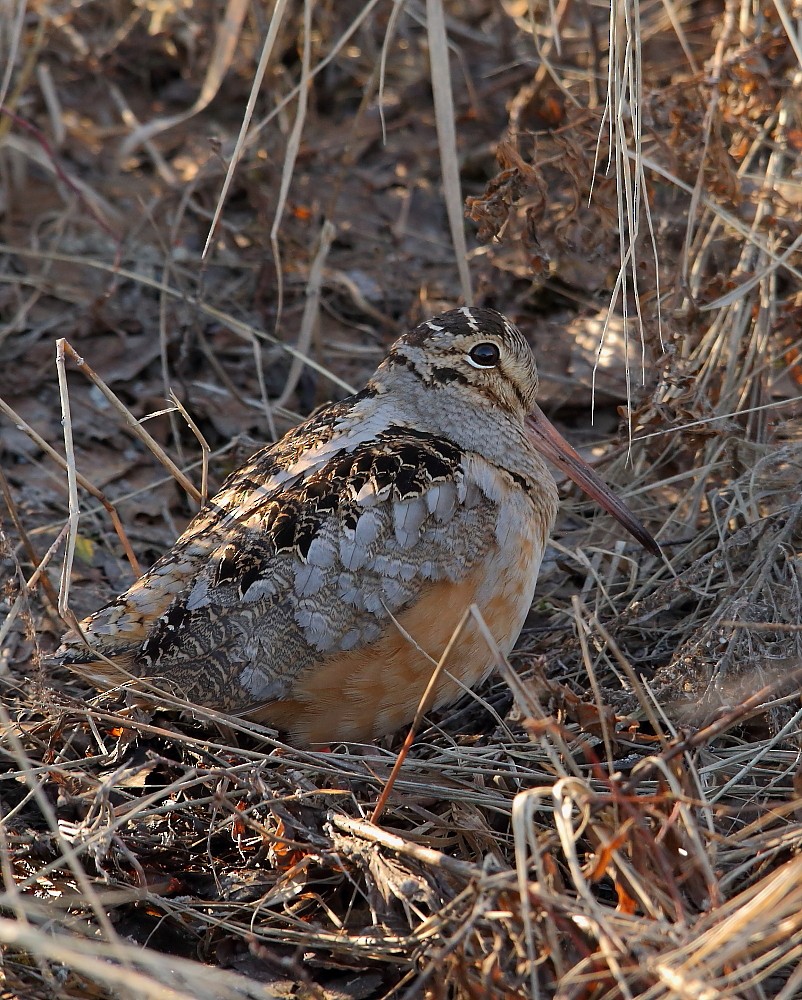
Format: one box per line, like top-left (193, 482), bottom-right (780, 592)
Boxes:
top-left (55, 307), bottom-right (659, 743)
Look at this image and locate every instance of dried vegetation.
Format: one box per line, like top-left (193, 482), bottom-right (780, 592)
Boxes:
top-left (2, 0), bottom-right (802, 997)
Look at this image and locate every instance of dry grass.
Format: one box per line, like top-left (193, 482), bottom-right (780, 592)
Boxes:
top-left (1, 1), bottom-right (802, 997)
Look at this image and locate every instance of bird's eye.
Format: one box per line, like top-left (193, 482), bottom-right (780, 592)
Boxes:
top-left (467, 342), bottom-right (501, 369)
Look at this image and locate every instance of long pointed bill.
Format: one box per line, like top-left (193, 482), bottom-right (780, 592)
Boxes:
top-left (525, 403), bottom-right (661, 557)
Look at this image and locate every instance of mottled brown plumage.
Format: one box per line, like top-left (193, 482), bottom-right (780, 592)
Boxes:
top-left (54, 307), bottom-right (657, 743)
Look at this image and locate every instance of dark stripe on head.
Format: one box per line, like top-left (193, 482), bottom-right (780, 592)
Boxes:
top-left (509, 380), bottom-right (529, 412)
top-left (385, 352), bottom-right (418, 373)
top-left (432, 366), bottom-right (470, 387)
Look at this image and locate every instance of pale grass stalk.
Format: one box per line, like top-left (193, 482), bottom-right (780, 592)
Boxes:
top-left (720, 620), bottom-right (802, 631)
top-left (678, 0), bottom-right (738, 294)
top-left (269, 0), bottom-right (311, 328)
top-left (378, 0), bottom-right (406, 144)
top-left (55, 339), bottom-right (79, 615)
top-left (701, 229), bottom-right (802, 313)
top-left (772, 0), bottom-right (802, 67)
top-left (168, 390), bottom-right (211, 506)
top-left (273, 220), bottom-right (336, 410)
top-left (719, 816), bottom-right (802, 894)
top-left (332, 813), bottom-right (479, 879)
top-left (593, 0), bottom-right (664, 438)
top-left (633, 392), bottom-right (802, 443)
top-left (0, 0), bottom-right (27, 110)
top-left (521, 0), bottom-right (579, 105)
top-left (512, 785), bottom-right (576, 995)
top-left (425, 0), bottom-right (473, 304)
top-left (561, 777), bottom-right (668, 922)
top-left (35, 61), bottom-right (65, 147)
top-left (202, 0), bottom-right (289, 262)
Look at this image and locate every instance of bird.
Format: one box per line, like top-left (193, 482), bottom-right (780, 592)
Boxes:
top-left (54, 307), bottom-right (659, 744)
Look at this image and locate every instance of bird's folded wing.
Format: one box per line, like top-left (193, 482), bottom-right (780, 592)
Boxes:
top-left (55, 424), bottom-right (499, 714)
